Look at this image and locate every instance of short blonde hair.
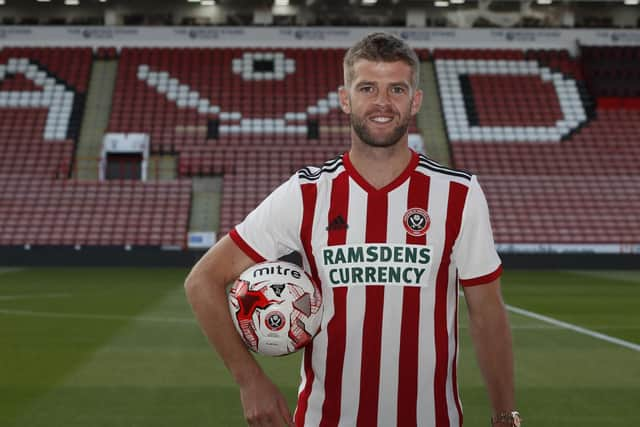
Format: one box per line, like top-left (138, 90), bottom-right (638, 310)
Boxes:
top-left (343, 32), bottom-right (420, 89)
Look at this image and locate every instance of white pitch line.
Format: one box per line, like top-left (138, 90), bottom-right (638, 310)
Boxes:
top-left (461, 323), bottom-right (640, 331)
top-left (506, 304), bottom-right (640, 352)
top-left (0, 267), bottom-right (24, 274)
top-left (3, 302), bottom-right (638, 351)
top-left (0, 308), bottom-right (196, 324)
top-left (0, 293), bottom-right (71, 301)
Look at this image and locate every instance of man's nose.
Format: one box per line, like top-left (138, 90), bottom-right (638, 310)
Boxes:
top-left (374, 89), bottom-right (391, 106)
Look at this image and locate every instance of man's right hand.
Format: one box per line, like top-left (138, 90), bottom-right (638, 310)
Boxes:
top-left (239, 371), bottom-right (295, 427)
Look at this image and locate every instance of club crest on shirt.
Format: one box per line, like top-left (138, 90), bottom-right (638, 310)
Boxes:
top-left (403, 208), bottom-right (430, 237)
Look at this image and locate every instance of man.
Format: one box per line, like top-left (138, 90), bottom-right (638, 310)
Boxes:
top-left (185, 32), bottom-right (519, 427)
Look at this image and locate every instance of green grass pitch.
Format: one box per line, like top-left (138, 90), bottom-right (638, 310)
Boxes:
top-left (1, 267), bottom-right (638, 426)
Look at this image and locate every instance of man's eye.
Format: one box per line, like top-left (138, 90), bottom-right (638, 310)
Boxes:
top-left (392, 86), bottom-right (406, 94)
top-left (359, 86), bottom-right (374, 93)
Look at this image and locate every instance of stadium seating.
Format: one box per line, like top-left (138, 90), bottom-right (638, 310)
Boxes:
top-left (107, 48), bottom-right (353, 235)
top-left (2, 45), bottom-right (637, 248)
top-left (0, 48), bottom-right (90, 178)
top-left (0, 177), bottom-right (190, 247)
top-left (106, 47), bottom-right (426, 235)
top-left (0, 47), bottom-right (190, 248)
top-left (581, 45), bottom-right (640, 98)
top-left (435, 48), bottom-right (640, 245)
top-left (108, 48), bottom-right (349, 146)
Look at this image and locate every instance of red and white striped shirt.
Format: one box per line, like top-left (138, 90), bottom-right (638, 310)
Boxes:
top-left (230, 150), bottom-right (502, 427)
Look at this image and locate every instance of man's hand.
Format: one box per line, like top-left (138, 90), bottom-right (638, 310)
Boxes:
top-left (240, 371), bottom-right (295, 427)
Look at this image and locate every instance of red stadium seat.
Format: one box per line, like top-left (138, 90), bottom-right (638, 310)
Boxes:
top-left (437, 48), bottom-right (640, 245)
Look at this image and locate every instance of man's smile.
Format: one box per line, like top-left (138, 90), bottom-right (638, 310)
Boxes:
top-left (370, 116), bottom-right (393, 124)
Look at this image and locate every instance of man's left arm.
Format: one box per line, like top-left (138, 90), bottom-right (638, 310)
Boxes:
top-left (463, 278), bottom-right (516, 424)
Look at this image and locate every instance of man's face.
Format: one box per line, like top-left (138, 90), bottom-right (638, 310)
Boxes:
top-left (340, 60), bottom-right (422, 148)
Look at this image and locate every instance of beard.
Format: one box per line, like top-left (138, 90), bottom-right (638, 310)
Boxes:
top-left (350, 109), bottom-right (411, 148)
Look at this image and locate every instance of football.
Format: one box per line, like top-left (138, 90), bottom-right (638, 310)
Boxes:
top-left (228, 261), bottom-right (322, 356)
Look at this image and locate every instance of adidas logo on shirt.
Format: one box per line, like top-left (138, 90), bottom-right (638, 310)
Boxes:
top-left (326, 215), bottom-right (349, 231)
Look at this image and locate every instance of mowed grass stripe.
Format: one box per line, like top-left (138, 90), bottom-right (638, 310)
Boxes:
top-left (0, 267), bottom-right (188, 426)
top-left (2, 268), bottom-right (639, 426)
top-left (0, 267), bottom-right (24, 274)
top-left (0, 293), bottom-right (72, 301)
top-left (570, 269), bottom-right (640, 284)
top-left (4, 305), bottom-right (640, 333)
top-left (0, 308), bottom-right (195, 324)
top-left (3, 278), bottom-right (302, 427)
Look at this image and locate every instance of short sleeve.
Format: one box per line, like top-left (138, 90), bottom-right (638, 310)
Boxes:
top-left (452, 175), bottom-right (502, 287)
top-left (229, 174), bottom-right (303, 262)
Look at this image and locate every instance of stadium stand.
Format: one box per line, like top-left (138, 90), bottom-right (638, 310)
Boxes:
top-left (0, 177), bottom-right (190, 247)
top-left (435, 47), bottom-right (640, 245)
top-left (107, 47), bottom-right (354, 235)
top-left (0, 47), bottom-right (190, 248)
top-left (106, 47), bottom-right (425, 235)
top-left (1, 44), bottom-right (637, 250)
top-left (581, 45), bottom-right (640, 106)
top-left (0, 48), bottom-right (89, 178)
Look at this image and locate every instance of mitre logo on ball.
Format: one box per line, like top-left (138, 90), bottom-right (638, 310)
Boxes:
top-left (228, 261), bottom-right (323, 356)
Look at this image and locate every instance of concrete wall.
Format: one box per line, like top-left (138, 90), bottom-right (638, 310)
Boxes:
top-left (2, 245), bottom-right (638, 269)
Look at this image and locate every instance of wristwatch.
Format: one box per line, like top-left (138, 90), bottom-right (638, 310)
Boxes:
top-left (491, 411), bottom-right (522, 427)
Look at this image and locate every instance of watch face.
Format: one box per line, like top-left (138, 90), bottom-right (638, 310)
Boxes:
top-left (512, 412), bottom-right (522, 427)
top-left (492, 411), bottom-right (522, 426)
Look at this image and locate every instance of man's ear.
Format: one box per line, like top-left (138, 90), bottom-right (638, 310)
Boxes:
top-left (411, 88), bottom-right (423, 116)
top-left (338, 85), bottom-right (351, 114)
